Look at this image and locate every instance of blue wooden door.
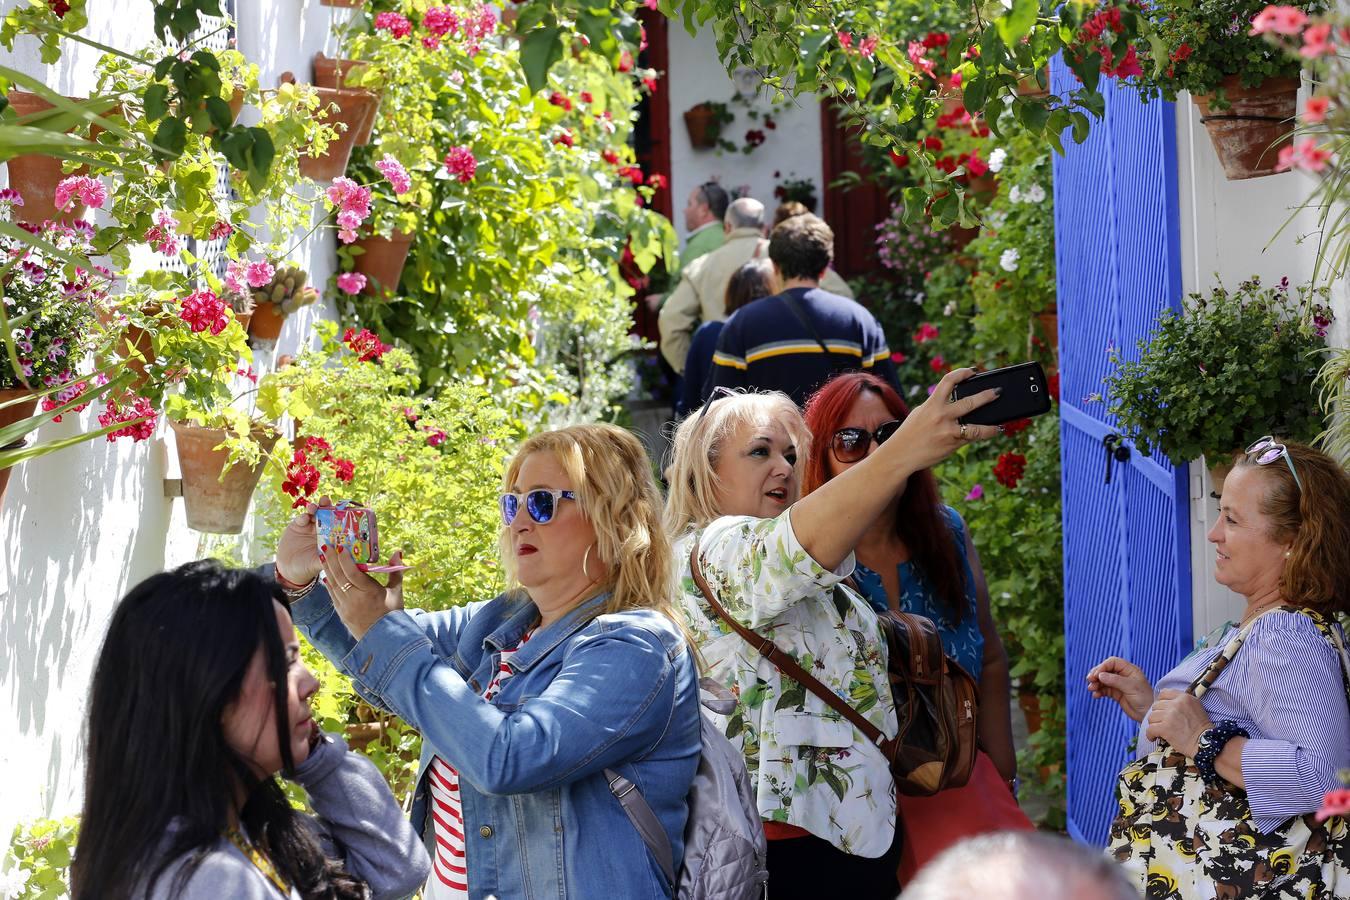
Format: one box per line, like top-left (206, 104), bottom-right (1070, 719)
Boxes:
top-left (1050, 64), bottom-right (1194, 845)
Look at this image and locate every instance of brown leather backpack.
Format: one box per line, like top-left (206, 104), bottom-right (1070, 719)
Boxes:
top-left (690, 541), bottom-right (979, 797)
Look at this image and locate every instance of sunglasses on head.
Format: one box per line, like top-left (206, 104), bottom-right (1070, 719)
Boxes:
top-left (1244, 436), bottom-right (1303, 492)
top-left (831, 419), bottom-right (903, 464)
top-left (500, 489), bottom-right (576, 526)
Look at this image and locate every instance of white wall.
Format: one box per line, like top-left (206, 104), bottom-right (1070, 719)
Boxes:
top-left (0, 0), bottom-right (345, 842)
top-left (1173, 85), bottom-right (1350, 639)
top-left (664, 27), bottom-right (825, 242)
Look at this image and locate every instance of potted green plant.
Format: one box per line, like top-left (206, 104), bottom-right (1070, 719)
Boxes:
top-left (682, 100), bottom-right (733, 149)
top-left (1129, 0), bottom-right (1320, 179)
top-left (247, 266), bottom-right (319, 344)
top-left (772, 173), bottom-right (819, 212)
top-left (1104, 276), bottom-right (1332, 488)
top-left (0, 212), bottom-right (105, 502)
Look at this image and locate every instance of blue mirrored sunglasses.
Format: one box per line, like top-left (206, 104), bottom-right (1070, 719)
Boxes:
top-left (500, 489), bottom-right (576, 526)
top-left (1244, 435), bottom-right (1303, 492)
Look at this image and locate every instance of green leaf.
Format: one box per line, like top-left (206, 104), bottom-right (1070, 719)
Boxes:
top-left (518, 26), bottom-right (564, 94)
top-left (996, 0), bottom-right (1039, 47)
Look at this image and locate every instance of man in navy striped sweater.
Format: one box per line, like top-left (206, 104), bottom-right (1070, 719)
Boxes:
top-left (708, 213), bottom-right (901, 407)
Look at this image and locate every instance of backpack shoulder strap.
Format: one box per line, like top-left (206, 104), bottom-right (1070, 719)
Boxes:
top-left (689, 539), bottom-right (886, 748)
top-left (779, 292), bottom-right (843, 371)
top-left (604, 768), bottom-right (676, 890)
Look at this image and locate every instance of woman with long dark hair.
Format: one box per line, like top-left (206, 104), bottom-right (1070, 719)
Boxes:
top-left (803, 372), bottom-right (1016, 777)
top-left (73, 560), bottom-right (428, 900)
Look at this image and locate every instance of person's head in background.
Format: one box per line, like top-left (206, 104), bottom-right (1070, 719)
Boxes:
top-left (685, 181), bottom-right (730, 233)
top-left (723, 197), bottom-right (766, 235)
top-left (724, 258), bottom-right (777, 316)
top-left (902, 832), bottom-right (1140, 900)
top-left (772, 200), bottom-right (812, 229)
top-left (768, 213), bottom-right (833, 287)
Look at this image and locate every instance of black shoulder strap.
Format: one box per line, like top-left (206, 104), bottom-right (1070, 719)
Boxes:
top-left (780, 292), bottom-right (845, 372)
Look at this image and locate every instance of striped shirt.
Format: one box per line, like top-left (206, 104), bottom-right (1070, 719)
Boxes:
top-left (709, 286), bottom-right (900, 407)
top-left (1136, 610), bottom-right (1350, 833)
top-left (426, 629), bottom-right (534, 899)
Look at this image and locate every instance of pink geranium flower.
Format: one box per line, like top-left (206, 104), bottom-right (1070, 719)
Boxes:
top-left (444, 146), bottom-right (477, 183)
top-left (423, 6), bottom-right (459, 37)
top-left (965, 483), bottom-right (984, 501)
top-left (914, 322), bottom-right (940, 343)
top-left (907, 41), bottom-right (936, 78)
top-left (245, 261), bottom-right (275, 288)
top-left (179, 289), bottom-right (230, 335)
top-left (99, 395), bottom-right (157, 442)
top-left (1249, 4), bottom-right (1308, 35)
top-left (375, 154), bottom-right (412, 194)
top-left (1301, 22), bottom-right (1336, 58)
top-left (337, 272), bottom-right (367, 294)
top-left (54, 175), bottom-right (106, 211)
top-left (1316, 788), bottom-right (1350, 822)
top-left (145, 208), bottom-right (181, 256)
top-left (1276, 138), bottom-right (1333, 173)
top-left (374, 11), bottom-right (413, 38)
top-left (1304, 96), bottom-right (1331, 124)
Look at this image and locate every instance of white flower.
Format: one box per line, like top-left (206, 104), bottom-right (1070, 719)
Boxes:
top-left (943, 302), bottom-right (956, 316)
top-left (1025, 183), bottom-right (1047, 203)
top-left (986, 209), bottom-right (1009, 229)
top-left (0, 866), bottom-right (31, 900)
top-left (1000, 248), bottom-right (1021, 272)
top-left (911, 291), bottom-right (926, 306)
top-left (988, 148), bottom-right (1007, 173)
top-left (1008, 185), bottom-right (1023, 204)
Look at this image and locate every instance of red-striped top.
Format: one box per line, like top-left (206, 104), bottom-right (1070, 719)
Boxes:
top-left (425, 630), bottom-right (533, 899)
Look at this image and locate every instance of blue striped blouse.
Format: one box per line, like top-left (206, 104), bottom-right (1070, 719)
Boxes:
top-left (1135, 609), bottom-right (1350, 833)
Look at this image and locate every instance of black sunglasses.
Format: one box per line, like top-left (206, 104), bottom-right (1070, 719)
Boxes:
top-left (831, 419), bottom-right (903, 464)
top-left (695, 385), bottom-right (738, 423)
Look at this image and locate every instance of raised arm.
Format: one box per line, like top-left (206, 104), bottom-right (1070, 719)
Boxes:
top-left (790, 368), bottom-right (1001, 570)
top-left (293, 732), bottom-right (431, 900)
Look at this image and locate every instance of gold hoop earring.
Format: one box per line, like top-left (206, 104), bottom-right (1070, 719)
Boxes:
top-left (582, 543), bottom-right (594, 581)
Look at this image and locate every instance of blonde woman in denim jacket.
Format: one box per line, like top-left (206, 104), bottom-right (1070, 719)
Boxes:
top-left (663, 370), bottom-right (999, 899)
top-left (275, 425), bottom-right (701, 899)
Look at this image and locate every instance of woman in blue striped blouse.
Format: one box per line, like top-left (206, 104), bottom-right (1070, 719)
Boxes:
top-left (1088, 438), bottom-right (1350, 897)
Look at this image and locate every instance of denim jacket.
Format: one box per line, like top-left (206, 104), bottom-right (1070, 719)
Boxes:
top-left (292, 584), bottom-right (701, 899)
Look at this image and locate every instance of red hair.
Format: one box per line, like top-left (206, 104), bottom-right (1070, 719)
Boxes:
top-left (803, 373), bottom-right (967, 621)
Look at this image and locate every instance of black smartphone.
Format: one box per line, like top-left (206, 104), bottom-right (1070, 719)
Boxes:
top-left (950, 362), bottom-right (1052, 426)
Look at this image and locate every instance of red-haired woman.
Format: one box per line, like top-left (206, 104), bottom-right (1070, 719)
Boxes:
top-left (803, 372), bottom-right (1018, 781)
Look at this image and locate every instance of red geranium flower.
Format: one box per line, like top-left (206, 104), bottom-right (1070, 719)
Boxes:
top-left (994, 452), bottom-right (1027, 489)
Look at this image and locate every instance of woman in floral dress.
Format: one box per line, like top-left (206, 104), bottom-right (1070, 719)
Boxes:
top-left (663, 370), bottom-right (1000, 898)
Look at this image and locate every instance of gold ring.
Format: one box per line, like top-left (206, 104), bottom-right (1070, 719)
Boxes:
top-left (340, 582), bottom-right (354, 592)
top-left (959, 422), bottom-right (969, 441)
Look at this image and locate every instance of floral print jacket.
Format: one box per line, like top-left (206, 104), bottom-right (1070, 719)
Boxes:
top-left (676, 511), bottom-right (898, 857)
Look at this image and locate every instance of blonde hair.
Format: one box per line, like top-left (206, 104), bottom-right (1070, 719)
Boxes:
top-left (663, 391), bottom-right (811, 533)
top-left (499, 424), bottom-right (678, 622)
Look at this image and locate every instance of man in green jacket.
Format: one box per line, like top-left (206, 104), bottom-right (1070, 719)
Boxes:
top-left (674, 181), bottom-right (730, 280)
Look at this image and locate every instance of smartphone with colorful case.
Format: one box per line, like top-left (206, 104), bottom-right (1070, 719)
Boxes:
top-left (315, 501), bottom-right (411, 573)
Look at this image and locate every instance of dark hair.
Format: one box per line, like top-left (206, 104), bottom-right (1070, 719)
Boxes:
top-left (73, 560), bottom-right (366, 900)
top-left (696, 181), bottom-right (730, 222)
top-left (769, 214), bottom-right (833, 281)
top-left (803, 373), bottom-right (968, 622)
top-left (724, 258), bottom-right (775, 316)
top-left (772, 200), bottom-right (810, 228)
top-left (1231, 439), bottom-right (1350, 614)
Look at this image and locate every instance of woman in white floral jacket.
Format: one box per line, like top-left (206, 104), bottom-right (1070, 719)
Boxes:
top-left (663, 371), bottom-right (1000, 899)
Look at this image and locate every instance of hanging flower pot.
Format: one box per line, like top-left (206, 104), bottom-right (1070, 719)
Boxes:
top-left (248, 301), bottom-right (287, 341)
top-left (5, 90), bottom-right (88, 224)
top-left (0, 389), bottom-right (38, 509)
top-left (312, 54), bottom-right (379, 145)
top-left (171, 420), bottom-right (279, 534)
top-left (683, 102), bottom-right (726, 149)
top-left (351, 230), bottom-right (413, 298)
top-left (227, 87), bottom-right (246, 124)
top-left (1193, 76), bottom-right (1299, 180)
top-left (282, 73), bottom-right (378, 180)
top-left (1015, 68), bottom-right (1051, 99)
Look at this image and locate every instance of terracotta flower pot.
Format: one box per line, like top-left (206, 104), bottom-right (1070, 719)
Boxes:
top-left (1018, 691), bottom-right (1043, 735)
top-left (312, 54), bottom-right (379, 145)
top-left (1194, 75), bottom-right (1300, 180)
top-left (5, 90), bottom-right (88, 224)
top-left (1016, 68), bottom-right (1051, 99)
top-left (352, 230), bottom-right (414, 298)
top-left (233, 310), bottom-right (253, 334)
top-left (0, 389), bottom-right (37, 510)
top-left (248, 301), bottom-right (287, 342)
top-left (967, 173), bottom-right (998, 199)
top-left (282, 72), bottom-right (378, 178)
top-left (171, 420), bottom-right (279, 534)
top-left (1036, 310), bottom-right (1058, 354)
top-left (226, 87), bottom-right (246, 124)
top-left (948, 223), bottom-right (980, 251)
top-left (683, 104), bottom-right (718, 149)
